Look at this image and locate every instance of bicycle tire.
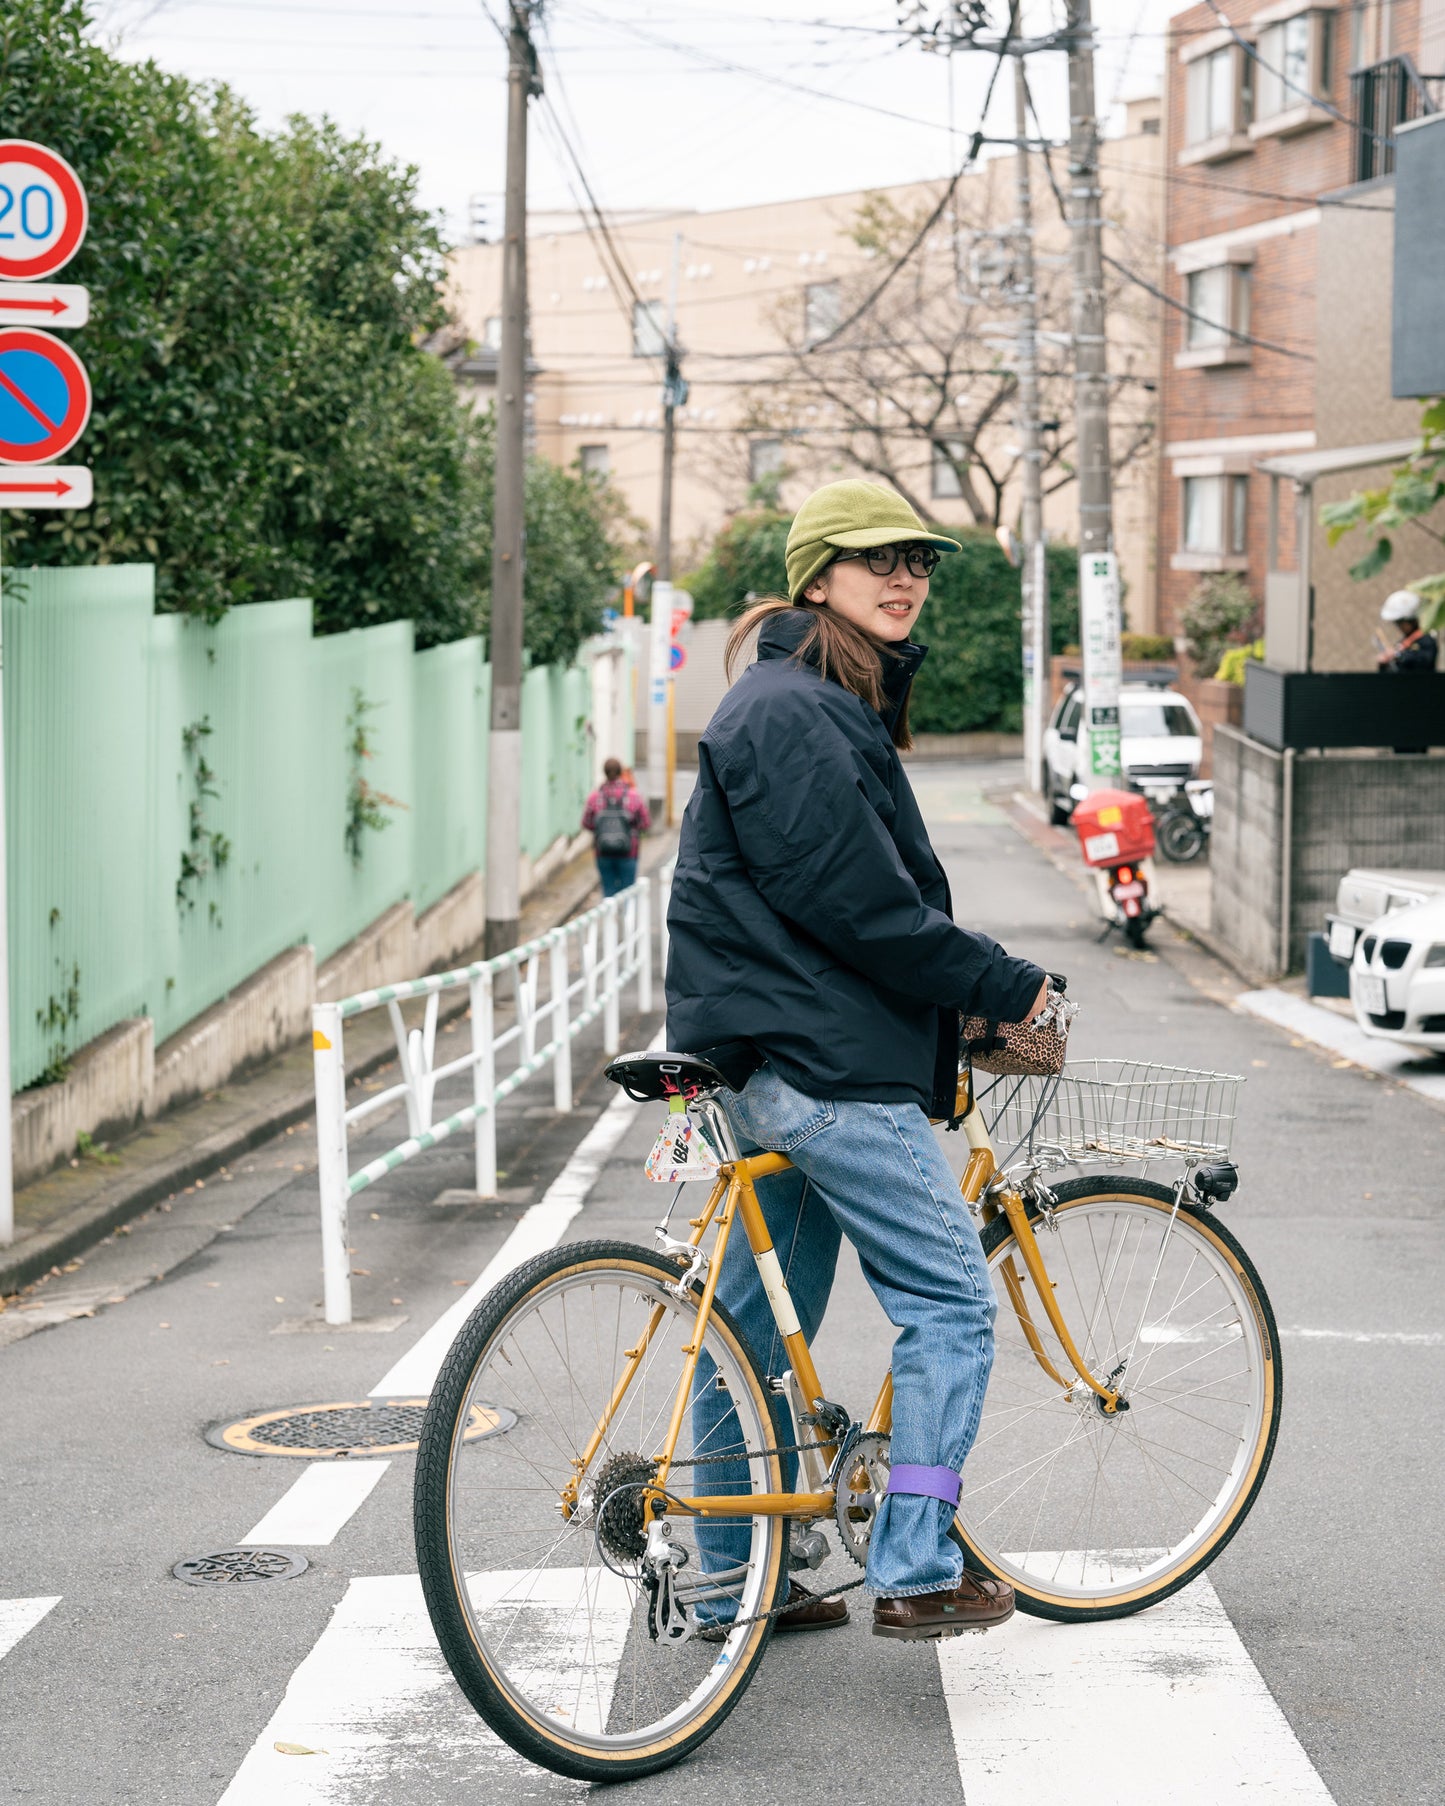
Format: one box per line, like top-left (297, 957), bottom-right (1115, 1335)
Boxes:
top-left (957, 1175), bottom-right (1281, 1623)
top-left (414, 1239), bottom-right (789, 1783)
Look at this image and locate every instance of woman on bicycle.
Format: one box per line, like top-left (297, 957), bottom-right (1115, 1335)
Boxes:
top-left (667, 478), bottom-right (1048, 1641)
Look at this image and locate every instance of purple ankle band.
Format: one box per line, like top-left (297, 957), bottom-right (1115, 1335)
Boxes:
top-left (885, 1464), bottom-right (961, 1506)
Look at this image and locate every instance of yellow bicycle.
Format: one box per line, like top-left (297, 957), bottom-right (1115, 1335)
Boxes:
top-left (415, 1048), bottom-right (1279, 1782)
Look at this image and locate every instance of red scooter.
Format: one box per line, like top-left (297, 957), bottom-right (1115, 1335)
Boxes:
top-left (1072, 789), bottom-right (1162, 950)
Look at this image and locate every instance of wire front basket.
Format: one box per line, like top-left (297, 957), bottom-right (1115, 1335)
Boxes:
top-left (981, 1059), bottom-right (1242, 1165)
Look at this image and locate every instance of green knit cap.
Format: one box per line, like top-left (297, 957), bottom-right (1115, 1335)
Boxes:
top-left (784, 479), bottom-right (962, 603)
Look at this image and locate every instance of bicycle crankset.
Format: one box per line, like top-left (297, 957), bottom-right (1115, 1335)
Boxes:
top-left (833, 1430), bottom-right (891, 1567)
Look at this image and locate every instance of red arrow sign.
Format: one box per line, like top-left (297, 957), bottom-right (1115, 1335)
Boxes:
top-left (0, 476), bottom-right (73, 494)
top-left (0, 282), bottom-right (89, 329)
top-left (0, 464), bottom-right (91, 509)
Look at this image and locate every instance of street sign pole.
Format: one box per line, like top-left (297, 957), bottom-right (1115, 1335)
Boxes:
top-left (0, 520), bottom-right (10, 1242)
top-left (0, 140), bottom-right (92, 1242)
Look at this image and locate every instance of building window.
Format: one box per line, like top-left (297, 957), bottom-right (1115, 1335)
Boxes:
top-left (1185, 265), bottom-right (1251, 349)
top-left (1254, 10), bottom-right (1331, 123)
top-left (931, 439), bottom-right (968, 499)
top-left (1185, 46), bottom-right (1245, 144)
top-left (749, 438), bottom-right (784, 486)
top-left (578, 444), bottom-right (610, 479)
top-left (631, 299), bottom-right (667, 358)
top-left (803, 280), bottom-right (841, 345)
top-left (1182, 474), bottom-right (1249, 556)
top-left (482, 315), bottom-right (502, 351)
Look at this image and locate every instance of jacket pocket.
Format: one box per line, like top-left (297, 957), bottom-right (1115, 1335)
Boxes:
top-left (732, 1065), bottom-right (837, 1152)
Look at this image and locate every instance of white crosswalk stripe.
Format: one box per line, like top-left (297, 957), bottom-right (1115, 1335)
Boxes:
top-left (239, 1461), bottom-right (390, 1547)
top-left (940, 1574), bottom-right (1335, 1804)
top-left (0, 1596), bottom-right (60, 1662)
top-left (215, 1570), bottom-right (632, 1803)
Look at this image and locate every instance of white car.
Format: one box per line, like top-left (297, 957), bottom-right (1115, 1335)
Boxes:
top-left (1044, 682), bottom-right (1204, 825)
top-left (1348, 893), bottom-right (1445, 1054)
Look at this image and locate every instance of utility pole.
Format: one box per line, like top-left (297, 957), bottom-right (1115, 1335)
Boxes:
top-left (1064, 0), bottom-right (1123, 788)
top-left (485, 1), bottom-right (540, 957)
top-left (647, 229), bottom-right (686, 817)
top-left (1011, 55), bottom-right (1050, 797)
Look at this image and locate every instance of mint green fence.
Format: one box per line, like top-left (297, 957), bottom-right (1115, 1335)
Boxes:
top-left (2, 564), bottom-right (627, 1090)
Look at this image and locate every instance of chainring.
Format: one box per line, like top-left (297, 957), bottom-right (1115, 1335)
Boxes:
top-left (833, 1430), bottom-right (891, 1568)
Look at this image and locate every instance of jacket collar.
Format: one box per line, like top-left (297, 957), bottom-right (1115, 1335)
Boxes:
top-left (756, 607), bottom-right (928, 735)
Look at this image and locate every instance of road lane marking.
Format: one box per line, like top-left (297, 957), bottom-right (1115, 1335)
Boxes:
top-left (939, 1569), bottom-right (1335, 1804)
top-left (1237, 989), bottom-right (1445, 1104)
top-left (216, 1570), bottom-right (632, 1802)
top-left (368, 1027), bottom-right (662, 1400)
top-left (0, 1596), bottom-right (60, 1661)
top-left (239, 1461), bottom-right (390, 1547)
top-left (1282, 1326), bottom-right (1444, 1347)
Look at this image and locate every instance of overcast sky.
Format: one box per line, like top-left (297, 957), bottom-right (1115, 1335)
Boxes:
top-left (95, 0), bottom-right (1179, 245)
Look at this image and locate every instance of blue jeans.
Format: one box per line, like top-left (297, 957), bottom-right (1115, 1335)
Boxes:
top-left (689, 1065), bottom-right (997, 1610)
top-left (596, 854), bottom-right (637, 896)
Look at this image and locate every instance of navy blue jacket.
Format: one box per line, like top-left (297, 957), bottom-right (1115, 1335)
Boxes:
top-left (665, 611), bottom-right (1044, 1117)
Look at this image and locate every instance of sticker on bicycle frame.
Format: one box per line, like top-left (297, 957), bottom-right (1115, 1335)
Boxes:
top-left (644, 1103), bottom-right (722, 1183)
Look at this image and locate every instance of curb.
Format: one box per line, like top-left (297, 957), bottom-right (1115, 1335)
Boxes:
top-left (1, 837), bottom-right (677, 1297)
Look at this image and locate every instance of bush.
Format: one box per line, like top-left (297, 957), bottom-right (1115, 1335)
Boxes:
top-left (1214, 638), bottom-right (1265, 684)
top-left (0, 0), bottom-right (624, 663)
top-left (680, 508), bottom-right (790, 619)
top-left (908, 533), bottom-right (1079, 735)
top-left (1121, 633), bottom-right (1175, 661)
top-left (1180, 574), bottom-right (1258, 677)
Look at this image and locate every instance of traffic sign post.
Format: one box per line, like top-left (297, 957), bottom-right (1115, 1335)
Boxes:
top-left (0, 144), bottom-right (90, 1245)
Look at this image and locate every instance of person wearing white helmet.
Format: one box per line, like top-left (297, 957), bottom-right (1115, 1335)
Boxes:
top-left (1375, 589), bottom-right (1439, 671)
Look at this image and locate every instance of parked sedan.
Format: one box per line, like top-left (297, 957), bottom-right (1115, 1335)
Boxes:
top-left (1044, 682), bottom-right (1204, 824)
top-left (1349, 894), bottom-right (1445, 1055)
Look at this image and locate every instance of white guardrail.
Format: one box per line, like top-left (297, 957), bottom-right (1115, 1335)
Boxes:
top-left (311, 865), bottom-right (673, 1326)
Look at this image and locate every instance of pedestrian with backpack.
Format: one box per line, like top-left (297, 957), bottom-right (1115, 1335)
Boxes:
top-left (582, 758), bottom-right (651, 896)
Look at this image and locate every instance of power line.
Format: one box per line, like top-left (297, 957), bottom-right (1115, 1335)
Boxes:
top-left (1200, 0), bottom-right (1392, 148)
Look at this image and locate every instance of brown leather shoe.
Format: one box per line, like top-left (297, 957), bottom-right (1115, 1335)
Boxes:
top-left (872, 1572), bottom-right (1015, 1640)
top-left (774, 1579), bottom-right (849, 1634)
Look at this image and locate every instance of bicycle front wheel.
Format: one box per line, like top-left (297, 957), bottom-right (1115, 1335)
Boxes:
top-left (955, 1176), bottom-right (1280, 1621)
top-left (414, 1240), bottom-right (788, 1783)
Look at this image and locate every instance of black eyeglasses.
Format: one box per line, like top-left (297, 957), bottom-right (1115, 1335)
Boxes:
top-left (833, 543), bottom-right (942, 579)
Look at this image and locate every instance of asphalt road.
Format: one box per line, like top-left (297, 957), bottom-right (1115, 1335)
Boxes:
top-left (2, 760), bottom-right (1441, 1804)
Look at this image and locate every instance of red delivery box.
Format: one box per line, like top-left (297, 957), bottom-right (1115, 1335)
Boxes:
top-left (1073, 788), bottom-right (1155, 867)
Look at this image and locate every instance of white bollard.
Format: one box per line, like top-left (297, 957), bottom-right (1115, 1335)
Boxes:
top-left (602, 907), bottom-right (620, 1053)
top-left (471, 969), bottom-right (497, 1198)
top-left (312, 1001), bottom-right (352, 1327)
top-left (550, 934), bottom-right (573, 1112)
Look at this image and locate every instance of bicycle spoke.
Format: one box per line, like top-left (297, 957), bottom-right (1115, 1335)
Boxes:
top-left (958, 1193), bottom-right (1272, 1603)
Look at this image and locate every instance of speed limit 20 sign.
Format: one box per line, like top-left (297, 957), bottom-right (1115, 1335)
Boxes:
top-left (0, 141), bottom-right (91, 509)
top-left (0, 142), bottom-right (88, 283)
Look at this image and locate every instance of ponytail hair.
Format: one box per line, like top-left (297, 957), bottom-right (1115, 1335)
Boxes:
top-left (724, 598), bottom-right (914, 750)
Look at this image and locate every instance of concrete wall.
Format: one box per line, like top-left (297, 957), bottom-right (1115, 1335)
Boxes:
top-left (1212, 726), bottom-right (1445, 977)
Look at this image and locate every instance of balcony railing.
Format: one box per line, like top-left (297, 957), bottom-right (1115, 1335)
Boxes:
top-left (1351, 54), bottom-right (1445, 183)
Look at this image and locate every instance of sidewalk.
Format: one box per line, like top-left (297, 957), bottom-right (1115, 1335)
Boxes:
top-left (0, 833), bottom-right (677, 1298)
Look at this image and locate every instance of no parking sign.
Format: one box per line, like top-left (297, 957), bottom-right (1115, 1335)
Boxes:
top-left (0, 328), bottom-right (91, 463)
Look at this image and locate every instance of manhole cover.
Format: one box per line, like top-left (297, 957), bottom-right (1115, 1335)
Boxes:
top-left (174, 1548), bottom-right (308, 1586)
top-left (207, 1398), bottom-right (516, 1459)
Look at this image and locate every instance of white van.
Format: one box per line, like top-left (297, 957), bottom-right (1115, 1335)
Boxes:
top-left (1044, 681), bottom-right (1204, 825)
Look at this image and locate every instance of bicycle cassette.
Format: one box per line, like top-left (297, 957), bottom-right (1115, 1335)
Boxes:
top-left (833, 1430), bottom-right (891, 1567)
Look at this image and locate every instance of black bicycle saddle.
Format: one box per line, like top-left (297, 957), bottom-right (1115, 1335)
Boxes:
top-left (604, 1041), bottom-right (762, 1101)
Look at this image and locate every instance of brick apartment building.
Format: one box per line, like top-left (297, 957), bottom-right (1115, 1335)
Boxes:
top-left (1158, 0), bottom-right (1445, 669)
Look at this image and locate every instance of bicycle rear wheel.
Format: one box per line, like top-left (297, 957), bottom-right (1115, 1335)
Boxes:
top-left (955, 1176), bottom-right (1280, 1621)
top-left (414, 1240), bottom-right (788, 1783)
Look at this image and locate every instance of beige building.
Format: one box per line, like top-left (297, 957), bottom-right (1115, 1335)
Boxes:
top-left (447, 96), bottom-right (1166, 631)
